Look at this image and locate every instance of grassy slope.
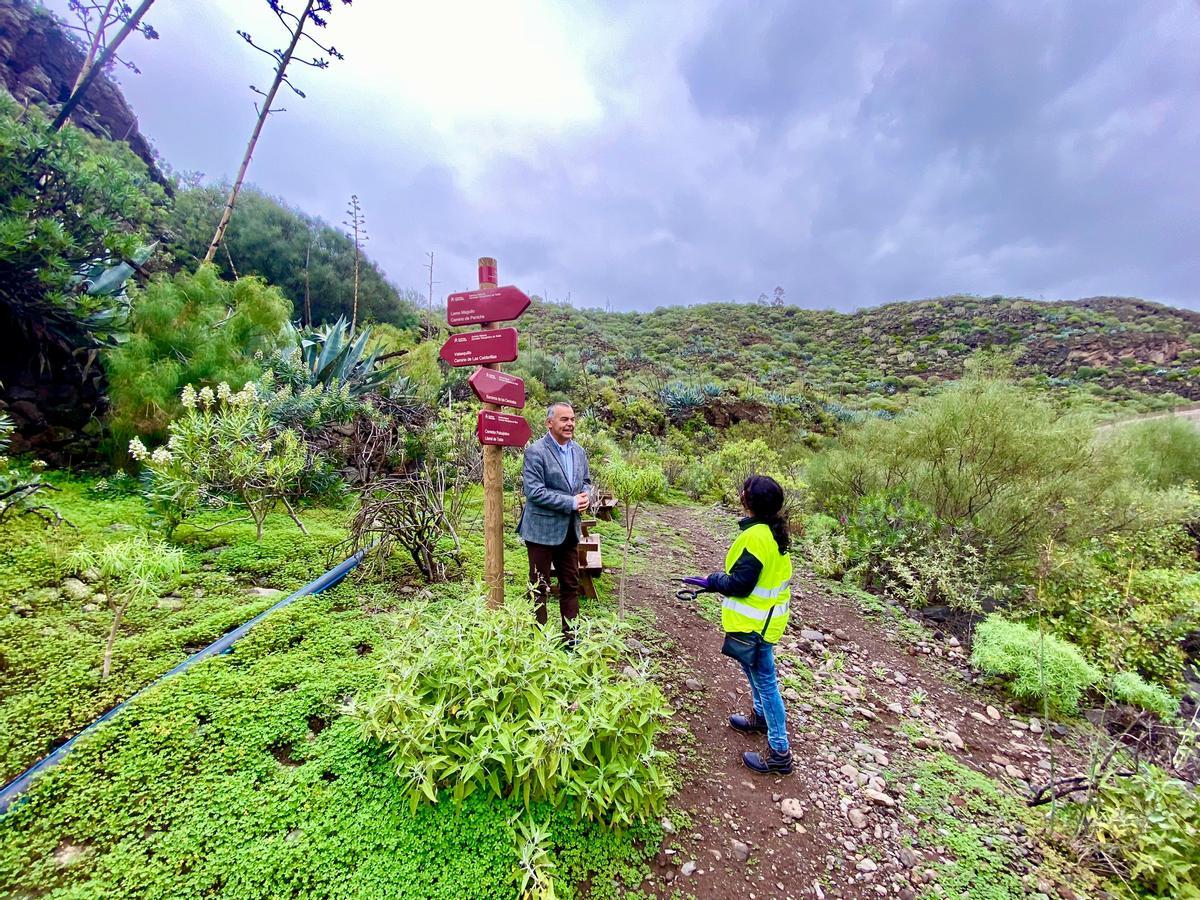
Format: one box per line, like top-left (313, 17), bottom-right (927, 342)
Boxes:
top-left (0, 474), bottom-right (349, 783)
top-left (515, 294), bottom-right (1200, 414)
top-left (0, 478), bottom-right (659, 899)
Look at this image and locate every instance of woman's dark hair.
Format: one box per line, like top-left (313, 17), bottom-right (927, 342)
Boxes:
top-left (741, 474), bottom-right (789, 554)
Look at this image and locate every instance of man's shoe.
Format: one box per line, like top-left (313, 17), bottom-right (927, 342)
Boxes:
top-left (729, 712), bottom-right (769, 735)
top-left (742, 748), bottom-right (793, 775)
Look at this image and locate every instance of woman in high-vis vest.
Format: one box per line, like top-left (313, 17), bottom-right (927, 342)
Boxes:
top-left (684, 474), bottom-right (793, 774)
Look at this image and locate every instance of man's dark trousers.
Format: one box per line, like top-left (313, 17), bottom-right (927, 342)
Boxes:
top-left (526, 527), bottom-right (579, 635)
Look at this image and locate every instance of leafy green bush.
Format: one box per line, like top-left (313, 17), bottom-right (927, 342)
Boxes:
top-left (1036, 532), bottom-right (1200, 689)
top-left (800, 513), bottom-right (852, 579)
top-left (826, 489), bottom-right (944, 593)
top-left (104, 265), bottom-right (292, 449)
top-left (809, 375), bottom-right (1190, 574)
top-left (0, 88), bottom-right (163, 376)
top-left (1107, 672), bottom-right (1178, 718)
top-left (709, 438), bottom-right (781, 504)
top-left (0, 414), bottom-right (53, 524)
top-left (607, 395), bottom-right (666, 439)
top-left (358, 594), bottom-right (672, 825)
top-left (1085, 764), bottom-right (1200, 898)
top-left (970, 615), bottom-right (1100, 715)
top-left (676, 458), bottom-right (716, 500)
top-left (884, 534), bottom-right (1002, 612)
top-left (1099, 417), bottom-right (1200, 490)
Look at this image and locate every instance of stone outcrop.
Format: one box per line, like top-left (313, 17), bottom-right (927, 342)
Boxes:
top-left (0, 0), bottom-right (163, 181)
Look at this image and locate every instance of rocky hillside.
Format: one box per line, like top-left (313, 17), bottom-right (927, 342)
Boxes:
top-left (519, 294), bottom-right (1200, 409)
top-left (0, 0), bottom-right (163, 181)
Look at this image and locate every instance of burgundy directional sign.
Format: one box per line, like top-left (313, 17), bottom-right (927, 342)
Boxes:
top-left (446, 285), bottom-right (531, 326)
top-left (469, 367), bottom-right (526, 409)
top-left (476, 409), bottom-right (531, 447)
top-left (439, 327), bottom-right (519, 367)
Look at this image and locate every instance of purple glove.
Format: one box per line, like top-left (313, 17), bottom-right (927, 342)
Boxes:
top-left (681, 576), bottom-right (710, 589)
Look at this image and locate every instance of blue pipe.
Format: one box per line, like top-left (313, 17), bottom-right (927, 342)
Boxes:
top-left (0, 545), bottom-right (372, 815)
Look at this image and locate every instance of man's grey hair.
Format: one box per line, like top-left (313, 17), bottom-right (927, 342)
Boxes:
top-left (546, 401), bottom-right (574, 420)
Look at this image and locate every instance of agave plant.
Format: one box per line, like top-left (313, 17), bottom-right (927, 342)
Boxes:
top-left (294, 316), bottom-right (399, 396)
top-left (659, 381), bottom-right (707, 423)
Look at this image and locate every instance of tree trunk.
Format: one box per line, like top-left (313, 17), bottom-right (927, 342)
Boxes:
top-left (52, 0), bottom-right (157, 132)
top-left (102, 598), bottom-right (130, 680)
top-left (204, 0), bottom-right (317, 263)
top-left (303, 227), bottom-right (313, 327)
top-left (71, 0), bottom-right (119, 96)
top-left (281, 496), bottom-right (308, 535)
top-left (351, 242), bottom-right (360, 331)
top-left (619, 539), bottom-right (630, 620)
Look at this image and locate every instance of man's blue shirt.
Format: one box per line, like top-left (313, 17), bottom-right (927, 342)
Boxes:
top-left (553, 438), bottom-right (575, 487)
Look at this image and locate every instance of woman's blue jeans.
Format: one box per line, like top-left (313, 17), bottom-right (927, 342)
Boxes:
top-left (738, 633), bottom-right (790, 754)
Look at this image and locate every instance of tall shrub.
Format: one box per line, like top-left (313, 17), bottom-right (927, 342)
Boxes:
top-left (104, 266), bottom-right (292, 449)
top-left (809, 375), bottom-right (1188, 573)
top-left (0, 89), bottom-right (162, 380)
top-left (1099, 417), bottom-right (1200, 490)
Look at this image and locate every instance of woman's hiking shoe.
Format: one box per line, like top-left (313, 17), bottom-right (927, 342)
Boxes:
top-left (742, 748), bottom-right (793, 775)
top-left (729, 712), bottom-right (769, 735)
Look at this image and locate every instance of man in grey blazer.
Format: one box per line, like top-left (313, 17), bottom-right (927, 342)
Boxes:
top-left (518, 401), bottom-right (592, 640)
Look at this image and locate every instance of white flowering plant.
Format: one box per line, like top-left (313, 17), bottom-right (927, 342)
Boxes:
top-left (0, 414), bottom-right (58, 526)
top-left (133, 382), bottom-right (310, 540)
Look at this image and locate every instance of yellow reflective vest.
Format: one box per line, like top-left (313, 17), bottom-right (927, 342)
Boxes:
top-left (719, 522), bottom-right (792, 644)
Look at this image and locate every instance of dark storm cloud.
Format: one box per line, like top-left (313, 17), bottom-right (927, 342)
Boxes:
top-left (44, 0), bottom-right (1198, 311)
top-left (675, 0), bottom-right (1200, 309)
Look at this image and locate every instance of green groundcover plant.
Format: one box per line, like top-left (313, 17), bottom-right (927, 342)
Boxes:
top-left (0, 587), bottom-right (659, 899)
top-left (970, 615), bottom-right (1100, 715)
top-left (358, 593), bottom-right (673, 825)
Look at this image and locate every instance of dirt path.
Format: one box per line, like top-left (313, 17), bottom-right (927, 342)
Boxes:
top-left (621, 504), bottom-right (1095, 900)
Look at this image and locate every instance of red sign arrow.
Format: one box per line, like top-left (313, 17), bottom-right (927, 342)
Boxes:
top-left (469, 367), bottom-right (526, 409)
top-left (447, 285), bottom-right (531, 326)
top-left (439, 327), bottom-right (519, 367)
top-left (476, 409), bottom-right (531, 447)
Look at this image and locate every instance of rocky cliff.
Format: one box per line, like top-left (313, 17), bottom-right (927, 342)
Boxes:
top-left (0, 0), bottom-right (162, 180)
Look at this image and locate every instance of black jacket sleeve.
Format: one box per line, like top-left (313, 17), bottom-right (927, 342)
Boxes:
top-left (708, 549), bottom-right (762, 598)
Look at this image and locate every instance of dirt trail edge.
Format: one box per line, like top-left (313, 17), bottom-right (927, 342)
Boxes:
top-left (621, 504), bottom-right (1096, 900)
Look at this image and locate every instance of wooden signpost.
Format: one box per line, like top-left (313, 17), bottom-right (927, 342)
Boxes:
top-left (476, 409), bottom-right (532, 446)
top-left (469, 367), bottom-right (526, 409)
top-left (447, 285), bottom-right (531, 327)
top-left (440, 258), bottom-right (530, 608)
top-left (438, 328), bottom-right (519, 366)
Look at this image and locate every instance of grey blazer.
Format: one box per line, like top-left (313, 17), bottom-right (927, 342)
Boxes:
top-left (517, 434), bottom-right (592, 545)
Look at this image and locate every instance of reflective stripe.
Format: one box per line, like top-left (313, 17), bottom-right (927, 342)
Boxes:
top-left (751, 580), bottom-right (791, 600)
top-left (722, 597), bottom-right (790, 622)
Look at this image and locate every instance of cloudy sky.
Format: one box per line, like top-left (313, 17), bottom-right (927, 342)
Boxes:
top-left (46, 0), bottom-right (1200, 311)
